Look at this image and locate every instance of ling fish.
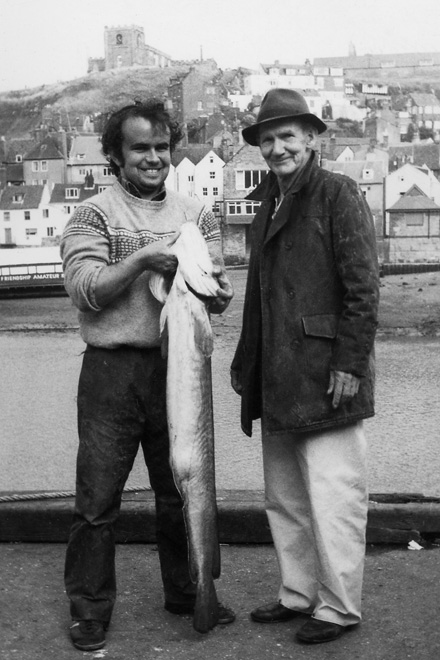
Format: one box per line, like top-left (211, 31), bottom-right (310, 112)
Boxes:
top-left (150, 221), bottom-right (221, 633)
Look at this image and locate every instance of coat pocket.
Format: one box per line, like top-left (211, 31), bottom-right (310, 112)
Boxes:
top-left (302, 314), bottom-right (340, 338)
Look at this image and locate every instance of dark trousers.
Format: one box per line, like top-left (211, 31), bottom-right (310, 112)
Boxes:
top-left (64, 345), bottom-right (195, 623)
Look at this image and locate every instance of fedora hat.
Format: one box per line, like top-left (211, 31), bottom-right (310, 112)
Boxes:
top-left (242, 88), bottom-right (327, 146)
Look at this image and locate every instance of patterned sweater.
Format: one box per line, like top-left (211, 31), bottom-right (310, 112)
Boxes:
top-left (60, 180), bottom-right (221, 348)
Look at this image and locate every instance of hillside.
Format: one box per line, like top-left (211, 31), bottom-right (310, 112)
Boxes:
top-left (0, 64), bottom-right (192, 138)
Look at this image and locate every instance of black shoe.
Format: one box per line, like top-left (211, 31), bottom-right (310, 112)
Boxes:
top-left (296, 618), bottom-right (346, 644)
top-left (69, 619), bottom-right (106, 651)
top-left (165, 601), bottom-right (236, 625)
top-left (250, 601), bottom-right (300, 623)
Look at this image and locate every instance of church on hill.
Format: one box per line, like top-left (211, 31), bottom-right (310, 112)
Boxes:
top-left (88, 25), bottom-right (172, 73)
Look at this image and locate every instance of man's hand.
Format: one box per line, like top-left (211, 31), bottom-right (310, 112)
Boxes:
top-left (138, 233), bottom-right (179, 275)
top-left (231, 369), bottom-right (242, 395)
top-left (208, 265), bottom-right (234, 314)
top-left (327, 370), bottom-right (360, 409)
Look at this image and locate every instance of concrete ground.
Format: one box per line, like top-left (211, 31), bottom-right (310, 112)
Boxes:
top-left (2, 542), bottom-right (440, 660)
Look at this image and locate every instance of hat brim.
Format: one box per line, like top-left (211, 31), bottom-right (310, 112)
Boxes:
top-left (242, 112), bottom-right (327, 146)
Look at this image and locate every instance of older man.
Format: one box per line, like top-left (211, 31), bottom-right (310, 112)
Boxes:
top-left (231, 88), bottom-right (379, 644)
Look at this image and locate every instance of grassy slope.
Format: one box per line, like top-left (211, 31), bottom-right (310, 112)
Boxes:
top-left (0, 65), bottom-right (190, 137)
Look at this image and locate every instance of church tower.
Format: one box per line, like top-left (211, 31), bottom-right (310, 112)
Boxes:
top-left (104, 25), bottom-right (145, 70)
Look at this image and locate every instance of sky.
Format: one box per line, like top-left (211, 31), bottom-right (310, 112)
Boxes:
top-left (1, 0), bottom-right (440, 92)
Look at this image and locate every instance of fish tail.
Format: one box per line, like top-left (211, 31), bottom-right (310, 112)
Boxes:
top-left (193, 577), bottom-right (219, 633)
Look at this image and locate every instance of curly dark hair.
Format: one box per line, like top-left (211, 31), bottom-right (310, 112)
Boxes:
top-left (101, 99), bottom-right (184, 176)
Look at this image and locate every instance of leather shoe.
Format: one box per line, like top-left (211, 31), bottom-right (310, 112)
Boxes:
top-left (165, 601), bottom-right (235, 625)
top-left (250, 601), bottom-right (300, 623)
top-left (296, 618), bottom-right (346, 643)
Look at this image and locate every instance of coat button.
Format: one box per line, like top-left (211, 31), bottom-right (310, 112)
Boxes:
top-left (288, 289), bottom-right (295, 298)
top-left (285, 242), bottom-right (293, 250)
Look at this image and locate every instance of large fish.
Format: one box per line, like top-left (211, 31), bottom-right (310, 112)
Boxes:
top-left (150, 222), bottom-right (221, 633)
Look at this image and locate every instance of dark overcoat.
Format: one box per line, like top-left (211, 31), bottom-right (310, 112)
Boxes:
top-left (231, 151), bottom-right (380, 437)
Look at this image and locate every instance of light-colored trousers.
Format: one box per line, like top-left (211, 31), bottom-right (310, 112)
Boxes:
top-left (262, 421), bottom-right (368, 627)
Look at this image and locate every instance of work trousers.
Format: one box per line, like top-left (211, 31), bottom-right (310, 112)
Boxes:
top-left (262, 421), bottom-right (368, 627)
top-left (64, 345), bottom-right (195, 623)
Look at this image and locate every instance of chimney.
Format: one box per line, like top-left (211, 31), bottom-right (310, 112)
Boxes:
top-left (58, 128), bottom-right (68, 160)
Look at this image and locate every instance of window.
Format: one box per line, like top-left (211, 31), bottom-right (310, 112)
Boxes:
top-left (228, 201), bottom-right (242, 214)
top-left (41, 161), bottom-right (48, 171)
top-left (236, 169), bottom-right (268, 190)
top-left (188, 175), bottom-right (194, 182)
top-left (407, 213), bottom-right (424, 226)
top-left (98, 186), bottom-right (107, 193)
top-left (15, 155), bottom-right (22, 163)
top-left (24, 211), bottom-right (31, 220)
top-left (362, 169), bottom-right (373, 180)
top-left (13, 193), bottom-right (24, 203)
top-left (213, 187), bottom-right (218, 196)
top-left (66, 188), bottom-right (79, 198)
top-left (32, 161), bottom-right (40, 172)
top-left (227, 201), bottom-right (260, 215)
top-left (76, 154), bottom-right (85, 160)
top-left (64, 205), bottom-right (71, 214)
top-left (210, 172), bottom-right (215, 179)
top-left (197, 101), bottom-right (203, 111)
top-left (47, 227), bottom-right (55, 237)
top-left (209, 156), bottom-right (214, 163)
top-left (103, 167), bottom-right (112, 177)
top-left (43, 209), bottom-right (49, 218)
top-left (25, 228), bottom-right (37, 237)
top-left (3, 212), bottom-right (10, 221)
top-left (202, 188), bottom-right (208, 196)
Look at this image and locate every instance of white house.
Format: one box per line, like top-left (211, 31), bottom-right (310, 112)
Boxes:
top-left (384, 163), bottom-right (440, 234)
top-left (171, 147), bottom-right (225, 215)
top-left (0, 185), bottom-right (52, 247)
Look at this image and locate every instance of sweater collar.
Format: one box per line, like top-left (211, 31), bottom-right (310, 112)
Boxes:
top-left (118, 176), bottom-right (166, 201)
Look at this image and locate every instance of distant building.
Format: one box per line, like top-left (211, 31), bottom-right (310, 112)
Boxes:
top-left (23, 136), bottom-right (66, 188)
top-left (67, 134), bottom-right (115, 186)
top-left (167, 61), bottom-right (223, 125)
top-left (88, 25), bottom-right (172, 73)
top-left (313, 52), bottom-right (440, 82)
top-left (222, 145), bottom-right (269, 263)
top-left (386, 186), bottom-right (440, 263)
top-left (0, 185), bottom-right (51, 246)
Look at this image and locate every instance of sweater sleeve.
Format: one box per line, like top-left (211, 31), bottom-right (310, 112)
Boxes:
top-left (60, 205), bottom-right (110, 312)
top-left (197, 205), bottom-right (224, 266)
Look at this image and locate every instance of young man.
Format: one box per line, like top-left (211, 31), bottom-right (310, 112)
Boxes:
top-left (61, 101), bottom-right (234, 651)
top-left (231, 88), bottom-right (379, 644)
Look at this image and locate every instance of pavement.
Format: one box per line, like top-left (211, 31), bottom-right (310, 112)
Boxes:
top-left (2, 540), bottom-right (440, 660)
top-left (2, 490), bottom-right (440, 659)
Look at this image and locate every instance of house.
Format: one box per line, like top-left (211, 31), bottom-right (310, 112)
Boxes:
top-left (170, 146), bottom-right (225, 216)
top-left (386, 186), bottom-right (440, 263)
top-left (322, 160), bottom-right (386, 239)
top-left (48, 179), bottom-right (104, 242)
top-left (243, 61), bottom-right (315, 97)
top-left (222, 145), bottom-right (269, 263)
top-left (67, 134), bottom-right (115, 186)
top-left (0, 185), bottom-right (51, 247)
top-left (388, 143), bottom-right (440, 177)
top-left (407, 93), bottom-right (440, 135)
top-left (167, 60), bottom-right (224, 125)
top-left (23, 136), bottom-right (66, 188)
top-left (384, 162), bottom-right (440, 233)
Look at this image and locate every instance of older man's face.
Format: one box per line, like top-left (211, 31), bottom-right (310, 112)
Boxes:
top-left (258, 119), bottom-right (312, 185)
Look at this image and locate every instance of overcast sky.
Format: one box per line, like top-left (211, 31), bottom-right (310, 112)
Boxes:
top-left (1, 0), bottom-right (440, 92)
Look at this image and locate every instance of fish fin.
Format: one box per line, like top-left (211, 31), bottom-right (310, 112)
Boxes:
top-left (193, 578), bottom-right (219, 634)
top-left (149, 272), bottom-right (169, 303)
top-left (192, 304), bottom-right (214, 357)
top-left (159, 303), bottom-right (169, 359)
top-left (212, 532), bottom-right (221, 579)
